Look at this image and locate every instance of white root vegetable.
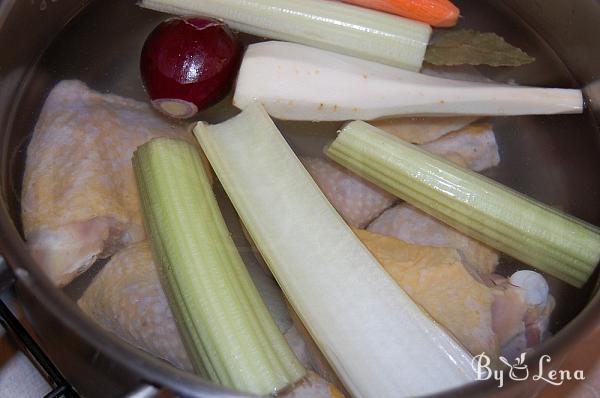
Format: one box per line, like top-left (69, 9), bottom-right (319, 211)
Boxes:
top-left (233, 41), bottom-right (583, 121)
top-left (194, 103), bottom-right (476, 398)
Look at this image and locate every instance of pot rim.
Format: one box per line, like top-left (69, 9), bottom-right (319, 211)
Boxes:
top-left (0, 0), bottom-right (598, 396)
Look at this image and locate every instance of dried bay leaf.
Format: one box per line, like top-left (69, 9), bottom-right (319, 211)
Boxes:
top-left (425, 29), bottom-right (535, 67)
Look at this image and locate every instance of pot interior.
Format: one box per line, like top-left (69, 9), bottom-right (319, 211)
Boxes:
top-left (4, 0), bottom-right (600, 394)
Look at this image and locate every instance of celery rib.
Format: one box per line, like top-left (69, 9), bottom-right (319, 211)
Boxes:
top-left (194, 103), bottom-right (476, 398)
top-left (133, 138), bottom-right (305, 395)
top-left (139, 0), bottom-right (431, 71)
top-left (326, 121), bottom-right (600, 288)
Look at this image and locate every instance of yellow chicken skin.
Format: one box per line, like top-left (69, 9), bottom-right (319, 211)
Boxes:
top-left (367, 203), bottom-right (499, 275)
top-left (355, 229), bottom-right (555, 361)
top-left (355, 229), bottom-right (499, 358)
top-left (21, 80), bottom-right (196, 286)
top-left (370, 116), bottom-right (479, 144)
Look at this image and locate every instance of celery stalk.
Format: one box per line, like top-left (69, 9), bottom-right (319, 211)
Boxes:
top-left (194, 103), bottom-right (476, 398)
top-left (138, 0), bottom-right (431, 71)
top-left (326, 121), bottom-right (600, 288)
top-left (132, 138), bottom-right (305, 395)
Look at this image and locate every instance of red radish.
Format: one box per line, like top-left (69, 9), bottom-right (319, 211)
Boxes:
top-left (140, 17), bottom-right (241, 118)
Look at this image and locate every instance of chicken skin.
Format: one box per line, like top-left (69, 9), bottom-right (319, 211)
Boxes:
top-left (22, 80), bottom-right (194, 286)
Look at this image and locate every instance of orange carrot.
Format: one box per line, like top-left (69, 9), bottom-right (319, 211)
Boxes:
top-left (342, 0), bottom-right (460, 27)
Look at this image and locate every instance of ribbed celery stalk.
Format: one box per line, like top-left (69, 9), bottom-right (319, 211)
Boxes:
top-left (132, 138), bottom-right (305, 395)
top-left (138, 0), bottom-right (431, 71)
top-left (326, 121), bottom-right (600, 288)
top-left (194, 103), bottom-right (475, 398)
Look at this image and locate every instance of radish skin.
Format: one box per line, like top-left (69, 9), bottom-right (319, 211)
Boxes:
top-left (233, 41), bottom-right (583, 121)
top-left (194, 103), bottom-right (476, 398)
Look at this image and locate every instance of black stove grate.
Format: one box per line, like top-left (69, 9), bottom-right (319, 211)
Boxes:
top-left (0, 258), bottom-right (78, 398)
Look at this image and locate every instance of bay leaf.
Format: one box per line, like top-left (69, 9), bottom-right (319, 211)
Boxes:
top-left (425, 29), bottom-right (535, 67)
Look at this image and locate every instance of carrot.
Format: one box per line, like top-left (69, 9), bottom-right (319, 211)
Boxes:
top-left (341, 0), bottom-right (460, 27)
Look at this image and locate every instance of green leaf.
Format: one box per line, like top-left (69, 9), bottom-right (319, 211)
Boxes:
top-left (425, 29), bottom-right (535, 67)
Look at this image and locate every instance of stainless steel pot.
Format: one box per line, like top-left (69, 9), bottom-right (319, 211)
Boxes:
top-left (0, 0), bottom-right (598, 397)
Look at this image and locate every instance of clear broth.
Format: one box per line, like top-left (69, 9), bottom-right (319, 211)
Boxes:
top-left (19, 0), bottom-right (600, 336)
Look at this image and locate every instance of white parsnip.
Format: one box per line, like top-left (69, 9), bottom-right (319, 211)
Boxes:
top-left (233, 41), bottom-right (583, 121)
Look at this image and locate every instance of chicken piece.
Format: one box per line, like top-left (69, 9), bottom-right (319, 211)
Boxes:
top-left (303, 122), bottom-right (499, 228)
top-left (370, 116), bottom-right (480, 144)
top-left (355, 229), bottom-right (499, 357)
top-left (492, 271), bottom-right (555, 360)
top-left (301, 157), bottom-right (396, 227)
top-left (356, 229), bottom-right (555, 361)
top-left (78, 241), bottom-right (192, 371)
top-left (78, 241), bottom-right (323, 379)
top-left (22, 80), bottom-right (197, 286)
top-left (420, 123), bottom-right (500, 172)
top-left (367, 204), bottom-right (499, 275)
